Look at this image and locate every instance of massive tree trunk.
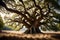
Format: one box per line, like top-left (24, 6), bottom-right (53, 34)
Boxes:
top-left (25, 21), bottom-right (42, 34)
top-left (25, 27), bottom-right (42, 34)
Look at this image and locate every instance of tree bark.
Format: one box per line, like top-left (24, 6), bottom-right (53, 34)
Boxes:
top-left (25, 27), bottom-right (42, 34)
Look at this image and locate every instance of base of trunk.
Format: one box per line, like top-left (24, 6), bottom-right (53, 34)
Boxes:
top-left (24, 27), bottom-right (42, 34)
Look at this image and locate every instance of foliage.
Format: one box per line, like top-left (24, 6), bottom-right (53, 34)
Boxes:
top-left (0, 15), bottom-right (4, 30)
top-left (0, 0), bottom-right (60, 33)
top-left (45, 0), bottom-right (60, 9)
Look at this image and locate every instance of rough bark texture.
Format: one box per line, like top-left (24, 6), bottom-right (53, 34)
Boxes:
top-left (25, 27), bottom-right (42, 34)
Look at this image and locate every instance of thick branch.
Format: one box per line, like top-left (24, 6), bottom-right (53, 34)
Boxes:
top-left (12, 19), bottom-right (31, 28)
top-left (19, 0), bottom-right (34, 22)
top-left (6, 8), bottom-right (32, 22)
top-left (32, 0), bottom-right (44, 27)
top-left (32, 0), bottom-right (43, 20)
top-left (0, 1), bottom-right (33, 25)
top-left (32, 0), bottom-right (51, 27)
top-left (32, 8), bottom-right (38, 20)
top-left (22, 19), bottom-right (31, 28)
top-left (0, 0), bottom-right (32, 28)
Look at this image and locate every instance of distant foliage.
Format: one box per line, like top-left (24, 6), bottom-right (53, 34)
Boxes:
top-left (0, 15), bottom-right (4, 30)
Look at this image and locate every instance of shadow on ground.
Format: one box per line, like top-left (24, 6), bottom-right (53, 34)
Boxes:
top-left (0, 36), bottom-right (53, 40)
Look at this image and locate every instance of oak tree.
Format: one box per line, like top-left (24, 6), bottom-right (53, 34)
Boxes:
top-left (0, 0), bottom-right (60, 33)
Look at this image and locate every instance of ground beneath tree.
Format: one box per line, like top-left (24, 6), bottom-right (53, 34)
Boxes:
top-left (0, 30), bottom-right (60, 40)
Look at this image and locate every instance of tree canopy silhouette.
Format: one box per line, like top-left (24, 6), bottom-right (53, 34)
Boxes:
top-left (0, 0), bottom-right (60, 34)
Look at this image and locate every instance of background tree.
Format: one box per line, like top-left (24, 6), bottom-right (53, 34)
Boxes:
top-left (0, 0), bottom-right (60, 34)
